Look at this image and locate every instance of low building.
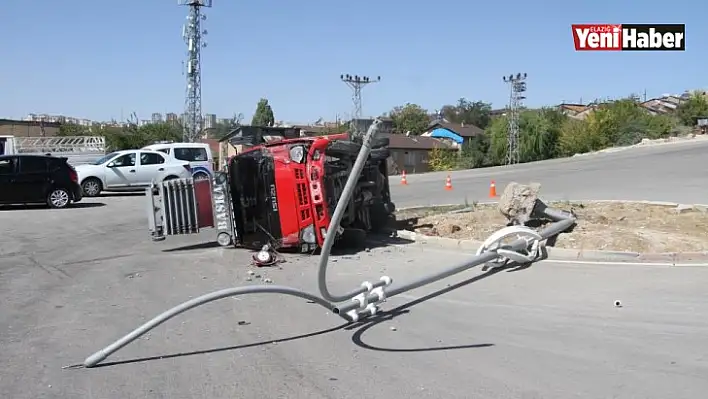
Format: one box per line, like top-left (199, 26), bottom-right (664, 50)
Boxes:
top-left (0, 119), bottom-right (61, 137)
top-left (421, 121), bottom-right (484, 147)
top-left (382, 133), bottom-right (455, 175)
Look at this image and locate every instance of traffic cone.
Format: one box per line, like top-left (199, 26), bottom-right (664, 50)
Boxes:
top-left (400, 170), bottom-right (408, 185)
top-left (489, 180), bottom-right (497, 197)
top-left (445, 175), bottom-right (453, 191)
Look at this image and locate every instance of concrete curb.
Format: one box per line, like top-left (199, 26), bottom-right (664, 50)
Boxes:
top-left (397, 200), bottom-right (708, 211)
top-left (394, 200), bottom-right (708, 265)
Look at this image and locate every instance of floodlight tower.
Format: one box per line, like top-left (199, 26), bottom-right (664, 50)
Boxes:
top-left (180, 0), bottom-right (211, 142)
top-left (340, 74), bottom-right (380, 121)
top-left (502, 72), bottom-right (527, 165)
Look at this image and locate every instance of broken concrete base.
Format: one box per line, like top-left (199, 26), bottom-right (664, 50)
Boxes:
top-left (498, 182), bottom-right (542, 225)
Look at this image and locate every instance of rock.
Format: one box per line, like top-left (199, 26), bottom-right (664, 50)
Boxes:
top-left (498, 182), bottom-right (542, 225)
top-left (448, 225), bottom-right (461, 234)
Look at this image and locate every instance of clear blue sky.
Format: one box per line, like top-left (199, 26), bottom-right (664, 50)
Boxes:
top-left (2, 0), bottom-right (704, 123)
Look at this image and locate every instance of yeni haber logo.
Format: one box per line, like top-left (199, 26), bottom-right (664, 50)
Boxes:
top-left (572, 24), bottom-right (685, 51)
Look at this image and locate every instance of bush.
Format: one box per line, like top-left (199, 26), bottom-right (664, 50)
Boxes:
top-left (428, 146), bottom-right (457, 171)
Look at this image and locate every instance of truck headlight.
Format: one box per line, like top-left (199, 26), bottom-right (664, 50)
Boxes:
top-left (300, 224), bottom-right (316, 243)
top-left (289, 145), bottom-right (305, 163)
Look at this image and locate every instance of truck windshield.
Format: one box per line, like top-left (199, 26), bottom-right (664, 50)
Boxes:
top-left (93, 152), bottom-right (117, 165)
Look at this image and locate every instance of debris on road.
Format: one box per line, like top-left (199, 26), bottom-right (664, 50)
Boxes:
top-left (396, 197), bottom-right (708, 253)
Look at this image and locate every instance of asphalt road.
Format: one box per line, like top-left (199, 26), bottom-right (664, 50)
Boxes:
top-left (1, 144), bottom-right (707, 399)
top-left (390, 139), bottom-right (708, 207)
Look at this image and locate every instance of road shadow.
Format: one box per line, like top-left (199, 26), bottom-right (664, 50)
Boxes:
top-left (159, 231), bottom-right (415, 255)
top-left (329, 231), bottom-right (416, 256)
top-left (162, 242), bottom-right (222, 252)
top-left (0, 202), bottom-right (106, 211)
top-left (99, 192), bottom-right (145, 198)
top-left (86, 266), bottom-right (507, 369)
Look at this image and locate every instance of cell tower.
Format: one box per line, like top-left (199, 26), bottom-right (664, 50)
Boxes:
top-left (180, 0), bottom-right (211, 142)
top-left (502, 72), bottom-right (527, 165)
top-left (340, 74), bottom-right (380, 121)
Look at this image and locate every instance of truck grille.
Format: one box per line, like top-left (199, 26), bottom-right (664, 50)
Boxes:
top-left (159, 178), bottom-right (200, 235)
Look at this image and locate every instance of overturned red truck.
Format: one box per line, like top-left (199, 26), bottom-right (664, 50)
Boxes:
top-left (146, 123), bottom-right (395, 252)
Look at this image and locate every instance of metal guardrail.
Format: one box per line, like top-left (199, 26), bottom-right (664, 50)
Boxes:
top-left (14, 136), bottom-right (106, 154)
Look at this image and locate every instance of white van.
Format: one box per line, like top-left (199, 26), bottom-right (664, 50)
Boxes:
top-left (142, 142), bottom-right (213, 181)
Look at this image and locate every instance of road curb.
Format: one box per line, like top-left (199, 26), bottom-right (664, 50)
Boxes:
top-left (395, 200), bottom-right (708, 265)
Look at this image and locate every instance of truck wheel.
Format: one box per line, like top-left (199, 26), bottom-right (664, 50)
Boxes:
top-left (326, 141), bottom-right (361, 158)
top-left (370, 148), bottom-right (390, 161)
top-left (81, 178), bottom-right (102, 197)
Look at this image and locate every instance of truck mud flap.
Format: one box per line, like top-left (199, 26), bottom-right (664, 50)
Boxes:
top-left (146, 177), bottom-right (238, 247)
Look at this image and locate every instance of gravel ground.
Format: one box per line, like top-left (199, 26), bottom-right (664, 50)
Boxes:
top-left (396, 202), bottom-right (708, 253)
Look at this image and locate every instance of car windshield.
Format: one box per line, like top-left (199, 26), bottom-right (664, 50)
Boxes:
top-left (93, 152), bottom-right (118, 165)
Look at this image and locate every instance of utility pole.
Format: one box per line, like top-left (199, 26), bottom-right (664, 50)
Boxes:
top-left (180, 0), bottom-right (211, 142)
top-left (502, 72), bottom-right (527, 165)
top-left (340, 74), bottom-right (380, 122)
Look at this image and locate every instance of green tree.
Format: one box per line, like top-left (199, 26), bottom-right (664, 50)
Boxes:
top-left (58, 123), bottom-right (91, 136)
top-left (518, 109), bottom-right (562, 162)
top-left (456, 135), bottom-right (489, 169)
top-left (441, 99), bottom-right (492, 129)
top-left (558, 117), bottom-right (593, 156)
top-left (251, 98), bottom-right (275, 126)
top-left (675, 92), bottom-right (708, 126)
top-left (484, 116), bottom-right (509, 165)
top-left (389, 103), bottom-right (430, 134)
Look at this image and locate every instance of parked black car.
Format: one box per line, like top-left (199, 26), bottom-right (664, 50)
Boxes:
top-left (0, 155), bottom-right (83, 209)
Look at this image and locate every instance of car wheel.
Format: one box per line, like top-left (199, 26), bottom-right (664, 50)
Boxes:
top-left (81, 178), bottom-right (102, 197)
top-left (47, 188), bottom-right (71, 209)
top-left (163, 175), bottom-right (179, 181)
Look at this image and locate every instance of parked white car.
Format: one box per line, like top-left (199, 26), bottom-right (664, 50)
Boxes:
top-left (141, 142), bottom-right (213, 181)
top-left (75, 149), bottom-right (193, 197)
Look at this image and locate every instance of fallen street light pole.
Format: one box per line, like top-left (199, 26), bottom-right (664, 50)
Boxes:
top-left (80, 119), bottom-right (577, 368)
top-left (332, 215), bottom-right (576, 319)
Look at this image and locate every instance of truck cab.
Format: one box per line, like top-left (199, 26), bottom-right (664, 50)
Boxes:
top-left (145, 126), bottom-right (394, 252)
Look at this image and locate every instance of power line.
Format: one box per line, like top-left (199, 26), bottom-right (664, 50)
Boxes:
top-left (502, 72), bottom-right (527, 165)
top-left (340, 74), bottom-right (380, 121)
top-left (180, 0), bottom-right (211, 142)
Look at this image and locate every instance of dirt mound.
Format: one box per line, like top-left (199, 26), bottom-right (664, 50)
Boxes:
top-left (394, 202), bottom-right (708, 253)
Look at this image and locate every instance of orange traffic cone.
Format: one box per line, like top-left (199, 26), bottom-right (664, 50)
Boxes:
top-left (489, 180), bottom-right (497, 197)
top-left (400, 170), bottom-right (408, 185)
top-left (445, 175), bottom-right (453, 191)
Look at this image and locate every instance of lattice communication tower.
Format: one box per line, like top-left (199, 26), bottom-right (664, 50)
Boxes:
top-left (503, 72), bottom-right (527, 165)
top-left (180, 0), bottom-right (211, 142)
